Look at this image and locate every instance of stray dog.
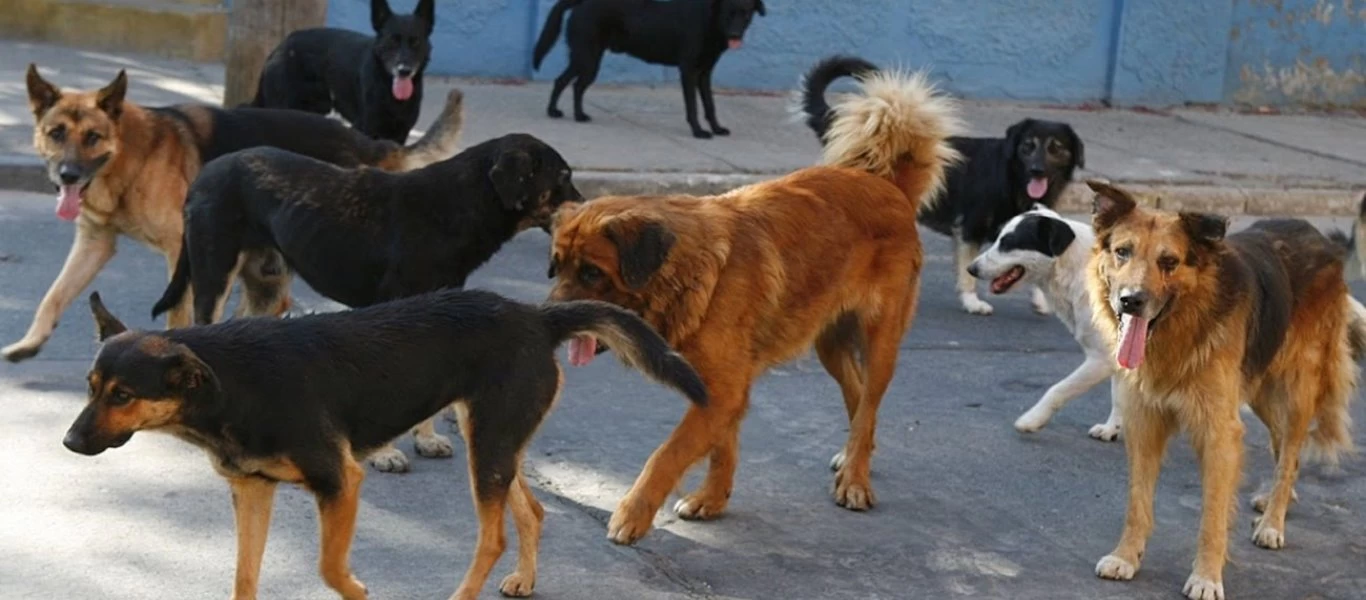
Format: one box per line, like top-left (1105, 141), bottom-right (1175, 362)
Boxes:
top-left (548, 67), bottom-right (960, 544)
top-left (800, 55), bottom-right (1085, 315)
top-left (531, 0), bottom-right (765, 139)
top-left (252, 0), bottom-right (435, 143)
top-left (64, 290), bottom-right (706, 600)
top-left (967, 204), bottom-right (1122, 440)
top-left (1086, 180), bottom-right (1364, 600)
top-left (151, 133), bottom-right (582, 473)
top-left (4, 65), bottom-right (463, 364)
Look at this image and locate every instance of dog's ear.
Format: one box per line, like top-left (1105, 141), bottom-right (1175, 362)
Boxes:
top-left (1179, 212), bottom-right (1228, 247)
top-left (89, 292), bottom-right (127, 341)
top-left (489, 150), bottom-right (534, 211)
top-left (1004, 119), bottom-right (1035, 149)
top-left (1038, 217), bottom-right (1077, 256)
top-left (1063, 124), bottom-right (1085, 169)
top-left (415, 0), bottom-right (436, 35)
top-left (755, 0), bottom-right (767, 16)
top-left (370, 0), bottom-right (394, 32)
top-left (1087, 180), bottom-right (1137, 232)
top-left (95, 70), bottom-right (127, 120)
top-left (606, 218), bottom-right (675, 289)
top-left (26, 64), bottom-right (62, 119)
top-left (164, 349), bottom-right (223, 408)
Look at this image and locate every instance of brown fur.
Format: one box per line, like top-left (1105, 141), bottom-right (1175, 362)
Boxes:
top-left (1085, 180), bottom-right (1361, 600)
top-left (547, 69), bottom-right (959, 544)
top-left (3, 65), bottom-right (462, 363)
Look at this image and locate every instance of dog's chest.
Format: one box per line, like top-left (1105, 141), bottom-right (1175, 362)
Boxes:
top-left (173, 428), bottom-right (304, 483)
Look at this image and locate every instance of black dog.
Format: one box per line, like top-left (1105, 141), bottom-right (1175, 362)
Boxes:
top-left (251, 0), bottom-right (434, 144)
top-left (532, 0), bottom-right (765, 139)
top-left (151, 133), bottom-right (583, 473)
top-left (801, 55), bottom-right (1085, 316)
top-left (68, 289), bottom-right (705, 600)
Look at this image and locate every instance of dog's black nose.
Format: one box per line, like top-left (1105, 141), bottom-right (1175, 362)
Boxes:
top-left (396, 66), bottom-right (414, 78)
top-left (58, 164), bottom-right (81, 185)
top-left (1028, 167), bottom-right (1046, 177)
top-left (966, 263), bottom-right (979, 278)
top-left (62, 429), bottom-right (88, 454)
top-left (1119, 292), bottom-right (1148, 315)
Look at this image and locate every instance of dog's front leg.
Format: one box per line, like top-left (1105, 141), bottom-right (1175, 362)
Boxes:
top-left (698, 67), bottom-right (729, 136)
top-left (229, 476), bottom-right (278, 600)
top-left (1184, 390), bottom-right (1243, 600)
top-left (3, 223), bottom-right (116, 362)
top-left (1014, 354), bottom-right (1112, 435)
top-left (1096, 393), bottom-right (1173, 584)
top-left (679, 67), bottom-right (711, 139)
top-left (316, 458), bottom-right (368, 600)
top-left (953, 235), bottom-right (992, 315)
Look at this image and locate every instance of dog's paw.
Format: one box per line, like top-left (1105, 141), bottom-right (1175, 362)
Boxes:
top-left (829, 449), bottom-right (846, 472)
top-left (1013, 407), bottom-right (1053, 433)
top-left (673, 492), bottom-right (728, 521)
top-left (692, 129), bottom-right (713, 139)
top-left (1251, 488), bottom-right (1296, 513)
top-left (547, 107), bottom-right (564, 119)
top-left (607, 497), bottom-right (655, 545)
top-left (1251, 516), bottom-right (1285, 550)
top-left (1089, 423), bottom-right (1122, 441)
top-left (367, 447), bottom-right (411, 473)
top-left (711, 126), bottom-right (730, 136)
top-left (2, 340), bottom-right (41, 363)
top-left (414, 432), bottom-right (455, 459)
top-left (1095, 554), bottom-right (1137, 580)
top-left (1031, 289), bottom-right (1053, 315)
top-left (960, 295), bottom-right (994, 315)
top-left (498, 571), bottom-right (535, 598)
top-left (574, 112), bottom-right (592, 123)
top-left (1182, 574), bottom-right (1224, 600)
top-left (832, 468), bottom-right (875, 511)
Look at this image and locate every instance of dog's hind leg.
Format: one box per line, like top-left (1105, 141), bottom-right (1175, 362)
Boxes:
top-left (1096, 393), bottom-right (1174, 583)
top-left (697, 67), bottom-right (729, 136)
top-left (3, 225), bottom-right (116, 362)
top-left (569, 47), bottom-right (604, 123)
top-left (235, 251), bottom-right (293, 318)
top-left (228, 476), bottom-right (278, 600)
top-left (1014, 354), bottom-right (1112, 435)
top-left (954, 236), bottom-right (992, 315)
top-left (833, 297), bottom-right (912, 511)
top-left (315, 456), bottom-right (368, 600)
top-left (547, 66), bottom-right (575, 119)
top-left (497, 473), bottom-right (544, 598)
top-left (411, 416), bottom-right (455, 459)
top-left (366, 442), bottom-right (411, 473)
top-left (1250, 376), bottom-right (1313, 551)
top-left (815, 313), bottom-right (866, 472)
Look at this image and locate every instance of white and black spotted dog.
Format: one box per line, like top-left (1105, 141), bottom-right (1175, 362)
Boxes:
top-left (967, 204), bottom-right (1121, 440)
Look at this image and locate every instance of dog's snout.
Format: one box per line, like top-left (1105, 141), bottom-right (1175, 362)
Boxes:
top-left (58, 163), bottom-right (82, 185)
top-left (1027, 166), bottom-right (1046, 177)
top-left (966, 262), bottom-right (980, 278)
top-left (395, 65), bottom-right (414, 78)
top-left (62, 428), bottom-right (93, 455)
top-left (1119, 291), bottom-right (1148, 315)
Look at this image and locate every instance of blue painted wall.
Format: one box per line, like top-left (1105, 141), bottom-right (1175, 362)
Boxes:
top-left (326, 0), bottom-right (1365, 107)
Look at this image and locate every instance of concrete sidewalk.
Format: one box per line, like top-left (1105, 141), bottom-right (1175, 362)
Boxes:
top-left (2, 40), bottom-right (1363, 214)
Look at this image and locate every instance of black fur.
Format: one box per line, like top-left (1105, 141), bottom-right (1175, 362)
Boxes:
top-left (995, 214), bottom-right (1077, 258)
top-left (65, 288), bottom-right (705, 568)
top-left (151, 134), bottom-right (583, 323)
top-left (800, 55), bottom-right (1085, 246)
top-left (251, 0), bottom-right (435, 144)
top-left (607, 220), bottom-right (676, 288)
top-left (531, 0), bottom-right (765, 139)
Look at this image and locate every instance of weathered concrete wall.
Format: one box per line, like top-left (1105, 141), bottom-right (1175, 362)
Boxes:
top-left (324, 0), bottom-right (1365, 106)
top-left (1225, 0), bottom-right (1365, 109)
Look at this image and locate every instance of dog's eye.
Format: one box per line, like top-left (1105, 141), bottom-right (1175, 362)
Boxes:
top-left (1019, 139), bottom-right (1036, 154)
top-left (1047, 139), bottom-right (1066, 155)
top-left (48, 127), bottom-right (66, 142)
top-left (108, 389), bottom-right (133, 406)
top-left (1114, 246), bottom-right (1132, 262)
top-left (578, 264), bottom-right (603, 285)
top-left (83, 131), bottom-right (102, 147)
top-left (1157, 256), bottom-right (1178, 273)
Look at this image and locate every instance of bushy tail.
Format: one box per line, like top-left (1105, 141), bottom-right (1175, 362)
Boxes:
top-left (809, 58), bottom-right (963, 214)
top-left (792, 55), bottom-right (880, 142)
top-left (1307, 294), bottom-right (1365, 466)
top-left (395, 88), bottom-right (465, 170)
top-left (152, 240), bottom-right (191, 319)
top-left (532, 0), bottom-right (586, 70)
top-left (540, 300), bottom-right (708, 406)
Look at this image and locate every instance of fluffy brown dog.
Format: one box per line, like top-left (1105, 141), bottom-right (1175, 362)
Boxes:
top-left (547, 69), bottom-right (961, 544)
top-left (1086, 180), bottom-right (1364, 600)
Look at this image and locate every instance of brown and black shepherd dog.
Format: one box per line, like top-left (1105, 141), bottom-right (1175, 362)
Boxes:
top-left (546, 68), bottom-right (962, 544)
top-left (4, 65), bottom-right (464, 363)
top-left (1086, 180), bottom-right (1365, 600)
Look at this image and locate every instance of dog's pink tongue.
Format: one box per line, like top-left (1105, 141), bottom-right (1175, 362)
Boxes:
top-left (1116, 314), bottom-right (1149, 370)
top-left (55, 186), bottom-right (82, 221)
top-left (567, 334), bottom-right (598, 367)
top-left (1027, 177), bottom-right (1049, 199)
top-left (728, 38), bottom-right (743, 50)
top-left (392, 76), bottom-right (414, 101)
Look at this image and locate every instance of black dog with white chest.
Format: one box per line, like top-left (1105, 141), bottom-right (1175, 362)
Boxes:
top-left (532, 0), bottom-right (765, 139)
top-left (251, 0), bottom-right (434, 144)
top-left (801, 55), bottom-right (1086, 316)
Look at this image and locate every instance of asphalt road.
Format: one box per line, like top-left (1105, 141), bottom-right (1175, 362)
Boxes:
top-left (1, 189), bottom-right (1363, 600)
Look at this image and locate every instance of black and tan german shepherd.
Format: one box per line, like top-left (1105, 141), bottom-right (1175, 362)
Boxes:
top-left (64, 290), bottom-right (706, 600)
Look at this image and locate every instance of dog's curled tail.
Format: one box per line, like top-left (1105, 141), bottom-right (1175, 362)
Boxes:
top-left (540, 300), bottom-right (708, 407)
top-left (792, 55), bottom-right (880, 142)
top-left (814, 62), bottom-right (963, 214)
top-left (396, 88), bottom-right (465, 170)
top-left (152, 240), bottom-right (191, 319)
top-left (532, 0), bottom-right (587, 70)
top-left (1307, 293), bottom-right (1366, 467)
